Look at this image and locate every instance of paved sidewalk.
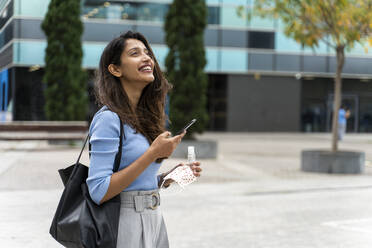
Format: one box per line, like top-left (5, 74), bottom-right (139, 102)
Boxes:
top-left (0, 133), bottom-right (371, 247)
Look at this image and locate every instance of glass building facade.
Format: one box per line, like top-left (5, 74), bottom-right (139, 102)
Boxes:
top-left (1, 0), bottom-right (372, 132)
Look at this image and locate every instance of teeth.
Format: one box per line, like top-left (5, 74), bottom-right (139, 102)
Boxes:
top-left (140, 66), bottom-right (151, 71)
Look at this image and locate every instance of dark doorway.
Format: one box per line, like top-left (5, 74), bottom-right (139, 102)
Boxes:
top-left (207, 74), bottom-right (227, 131)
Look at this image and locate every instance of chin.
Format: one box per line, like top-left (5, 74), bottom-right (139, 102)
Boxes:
top-left (143, 75), bottom-right (155, 83)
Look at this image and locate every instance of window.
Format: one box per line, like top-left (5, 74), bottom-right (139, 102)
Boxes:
top-left (0, 0), bottom-right (13, 29)
top-left (220, 6), bottom-right (246, 27)
top-left (207, 6), bottom-right (220, 25)
top-left (83, 1), bottom-right (168, 22)
top-left (248, 31), bottom-right (275, 49)
top-left (221, 49), bottom-right (247, 71)
top-left (14, 0), bottom-right (49, 18)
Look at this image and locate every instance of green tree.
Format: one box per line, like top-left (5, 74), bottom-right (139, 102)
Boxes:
top-left (41, 0), bottom-right (87, 120)
top-left (244, 0), bottom-right (372, 152)
top-left (164, 0), bottom-right (209, 139)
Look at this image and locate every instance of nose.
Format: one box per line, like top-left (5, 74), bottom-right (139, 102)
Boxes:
top-left (142, 52), bottom-right (152, 62)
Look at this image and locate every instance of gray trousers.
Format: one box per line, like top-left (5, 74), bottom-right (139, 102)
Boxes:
top-left (116, 190), bottom-right (169, 248)
top-left (338, 122), bottom-right (346, 141)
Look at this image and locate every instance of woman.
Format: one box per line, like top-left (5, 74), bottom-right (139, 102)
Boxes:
top-left (86, 31), bottom-right (202, 247)
top-left (338, 104), bottom-right (351, 141)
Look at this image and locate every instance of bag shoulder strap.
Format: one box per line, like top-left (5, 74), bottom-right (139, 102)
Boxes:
top-left (76, 134), bottom-right (90, 165)
top-left (76, 109), bottom-right (124, 173)
top-left (113, 118), bottom-right (123, 172)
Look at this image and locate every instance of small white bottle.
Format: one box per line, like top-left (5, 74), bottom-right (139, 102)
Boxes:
top-left (187, 146), bottom-right (196, 165)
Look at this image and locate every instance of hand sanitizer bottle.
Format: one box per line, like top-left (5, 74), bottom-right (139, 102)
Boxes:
top-left (187, 146), bottom-right (196, 165)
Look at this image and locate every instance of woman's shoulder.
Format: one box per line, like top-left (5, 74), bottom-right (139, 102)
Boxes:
top-left (89, 106), bottom-right (121, 135)
top-left (94, 106), bottom-right (119, 120)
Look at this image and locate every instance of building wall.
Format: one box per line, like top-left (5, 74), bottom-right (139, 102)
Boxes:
top-left (227, 75), bottom-right (301, 131)
top-left (1, 0), bottom-right (372, 131)
top-left (2, 0), bottom-right (372, 77)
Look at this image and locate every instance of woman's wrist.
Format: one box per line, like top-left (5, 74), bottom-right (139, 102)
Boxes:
top-left (146, 147), bottom-right (158, 162)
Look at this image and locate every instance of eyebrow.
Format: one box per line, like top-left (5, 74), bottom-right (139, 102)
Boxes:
top-left (127, 47), bottom-right (149, 53)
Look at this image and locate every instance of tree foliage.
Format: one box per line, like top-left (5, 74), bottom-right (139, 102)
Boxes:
top-left (164, 0), bottom-right (209, 139)
top-left (41, 0), bottom-right (87, 121)
top-left (252, 0), bottom-right (372, 49)
top-left (247, 0), bottom-right (372, 151)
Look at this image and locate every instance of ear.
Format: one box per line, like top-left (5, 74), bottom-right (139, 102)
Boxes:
top-left (108, 64), bottom-right (122, 77)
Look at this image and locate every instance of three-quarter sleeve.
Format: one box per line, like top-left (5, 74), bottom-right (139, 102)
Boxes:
top-left (86, 110), bottom-right (121, 205)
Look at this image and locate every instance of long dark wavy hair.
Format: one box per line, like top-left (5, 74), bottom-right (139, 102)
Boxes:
top-left (94, 31), bottom-right (172, 144)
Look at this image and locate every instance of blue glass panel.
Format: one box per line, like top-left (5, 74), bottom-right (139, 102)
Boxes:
top-left (221, 49), bottom-right (247, 71)
top-left (105, 4), bottom-right (123, 20)
top-left (221, 0), bottom-right (248, 5)
top-left (1, 0), bottom-right (13, 29)
top-left (276, 54), bottom-right (301, 72)
top-left (346, 42), bottom-right (372, 56)
top-left (220, 6), bottom-right (246, 27)
top-left (249, 0), bottom-right (274, 28)
top-left (277, 19), bottom-right (290, 31)
top-left (276, 32), bottom-right (302, 52)
top-left (13, 41), bottom-right (106, 68)
top-left (205, 48), bottom-right (219, 72)
top-left (343, 57), bottom-right (372, 74)
top-left (303, 56), bottom-right (327, 73)
top-left (249, 14), bottom-right (274, 29)
top-left (207, 0), bottom-right (221, 4)
top-left (13, 41), bottom-right (46, 65)
top-left (204, 28), bottom-right (219, 46)
top-left (15, 0), bottom-right (50, 17)
top-left (0, 0), bottom-right (10, 11)
top-left (207, 6), bottom-right (220, 24)
top-left (303, 41), bottom-right (328, 54)
top-left (82, 43), bottom-right (105, 68)
top-left (151, 45), bottom-right (168, 70)
top-left (136, 3), bottom-right (168, 22)
top-left (0, 21), bottom-right (13, 49)
top-left (249, 52), bottom-right (273, 70)
top-left (83, 2), bottom-right (168, 22)
top-left (222, 29), bottom-right (247, 47)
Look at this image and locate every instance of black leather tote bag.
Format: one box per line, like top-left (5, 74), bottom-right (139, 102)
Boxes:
top-left (49, 118), bottom-right (124, 248)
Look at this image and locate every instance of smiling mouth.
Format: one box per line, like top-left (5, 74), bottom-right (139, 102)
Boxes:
top-left (139, 65), bottom-right (153, 72)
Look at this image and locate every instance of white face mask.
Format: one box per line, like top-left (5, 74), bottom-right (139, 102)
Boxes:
top-left (162, 165), bottom-right (197, 189)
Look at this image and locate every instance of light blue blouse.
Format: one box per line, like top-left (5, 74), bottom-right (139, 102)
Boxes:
top-left (86, 106), bottom-right (162, 205)
top-left (338, 109), bottom-right (346, 125)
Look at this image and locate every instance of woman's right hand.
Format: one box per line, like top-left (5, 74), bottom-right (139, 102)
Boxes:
top-left (149, 131), bottom-right (185, 159)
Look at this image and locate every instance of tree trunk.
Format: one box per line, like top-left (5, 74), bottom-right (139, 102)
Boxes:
top-left (331, 45), bottom-right (345, 152)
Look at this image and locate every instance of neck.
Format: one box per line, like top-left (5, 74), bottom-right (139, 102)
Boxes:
top-left (120, 79), bottom-right (145, 111)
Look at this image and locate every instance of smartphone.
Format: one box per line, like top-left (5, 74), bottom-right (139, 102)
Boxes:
top-left (157, 119), bottom-right (197, 162)
top-left (176, 119), bottom-right (197, 135)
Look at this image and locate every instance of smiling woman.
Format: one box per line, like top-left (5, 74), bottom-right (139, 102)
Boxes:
top-left (107, 39), bottom-right (156, 111)
top-left (94, 31), bottom-right (169, 143)
top-left (87, 31), bottom-right (203, 248)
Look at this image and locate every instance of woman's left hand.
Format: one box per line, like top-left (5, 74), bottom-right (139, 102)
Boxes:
top-left (160, 162), bottom-right (202, 188)
top-left (189, 161), bottom-right (202, 177)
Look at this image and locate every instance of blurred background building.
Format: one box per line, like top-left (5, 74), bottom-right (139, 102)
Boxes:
top-left (1, 0), bottom-right (372, 132)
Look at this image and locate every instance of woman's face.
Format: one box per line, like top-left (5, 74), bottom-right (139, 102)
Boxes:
top-left (117, 38), bottom-right (155, 85)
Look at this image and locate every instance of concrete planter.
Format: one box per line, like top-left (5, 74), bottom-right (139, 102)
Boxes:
top-left (301, 150), bottom-right (365, 174)
top-left (171, 140), bottom-right (218, 159)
